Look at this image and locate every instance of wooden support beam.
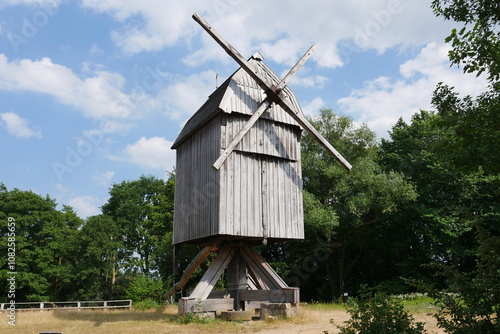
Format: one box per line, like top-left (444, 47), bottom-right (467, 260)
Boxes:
top-left (239, 288), bottom-right (299, 303)
top-left (164, 244), bottom-right (218, 300)
top-left (189, 247), bottom-right (234, 300)
top-left (227, 247), bottom-right (249, 310)
top-left (240, 245), bottom-right (288, 290)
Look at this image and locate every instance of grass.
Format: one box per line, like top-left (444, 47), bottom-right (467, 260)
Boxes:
top-left (0, 306), bottom-right (301, 334)
top-left (0, 299), bottom-right (442, 334)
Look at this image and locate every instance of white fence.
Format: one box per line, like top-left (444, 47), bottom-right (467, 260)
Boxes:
top-left (0, 299), bottom-right (132, 311)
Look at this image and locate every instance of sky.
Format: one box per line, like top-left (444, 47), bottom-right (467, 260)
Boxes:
top-left (0, 0), bottom-right (488, 219)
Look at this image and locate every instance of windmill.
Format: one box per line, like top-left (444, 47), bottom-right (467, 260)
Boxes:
top-left (165, 13), bottom-right (351, 318)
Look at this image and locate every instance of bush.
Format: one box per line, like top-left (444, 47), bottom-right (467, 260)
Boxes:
top-left (133, 298), bottom-right (162, 311)
top-left (125, 274), bottom-right (164, 304)
top-left (416, 224), bottom-right (500, 334)
top-left (335, 292), bottom-right (427, 334)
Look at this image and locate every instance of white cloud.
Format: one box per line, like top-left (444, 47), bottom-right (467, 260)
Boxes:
top-left (0, 55), bottom-right (135, 120)
top-left (0, 111), bottom-right (41, 138)
top-left (54, 183), bottom-right (68, 192)
top-left (288, 72), bottom-right (329, 90)
top-left (159, 71), bottom-right (216, 120)
top-left (67, 195), bottom-right (101, 219)
top-left (123, 136), bottom-right (176, 170)
top-left (337, 43), bottom-right (488, 138)
top-left (81, 0), bottom-right (203, 54)
top-left (302, 97), bottom-right (326, 117)
top-left (79, 0), bottom-right (454, 69)
top-left (94, 170), bottom-right (114, 186)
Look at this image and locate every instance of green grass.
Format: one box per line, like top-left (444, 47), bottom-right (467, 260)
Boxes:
top-left (303, 294), bottom-right (439, 314)
top-left (302, 301), bottom-right (346, 310)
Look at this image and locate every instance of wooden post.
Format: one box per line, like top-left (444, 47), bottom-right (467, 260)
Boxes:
top-left (173, 243), bottom-right (180, 276)
top-left (227, 247), bottom-right (248, 310)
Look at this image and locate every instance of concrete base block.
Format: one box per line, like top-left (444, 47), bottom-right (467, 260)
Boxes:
top-left (221, 310), bottom-right (254, 321)
top-left (260, 303), bottom-right (300, 320)
top-left (196, 312), bottom-right (215, 320)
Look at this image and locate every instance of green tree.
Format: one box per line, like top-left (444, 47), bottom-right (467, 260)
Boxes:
top-left (272, 110), bottom-right (417, 300)
top-left (431, 0), bottom-right (500, 82)
top-left (381, 111), bottom-right (477, 273)
top-left (381, 103), bottom-right (499, 332)
top-left (125, 273), bottom-right (164, 304)
top-left (425, 223), bottom-right (500, 334)
top-left (101, 174), bottom-right (174, 277)
top-left (74, 214), bottom-right (124, 300)
top-left (0, 184), bottom-right (82, 301)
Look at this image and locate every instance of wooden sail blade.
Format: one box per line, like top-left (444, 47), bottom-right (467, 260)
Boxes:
top-left (193, 13), bottom-right (352, 170)
top-left (277, 44), bottom-right (316, 91)
top-left (213, 100), bottom-right (272, 170)
top-left (193, 13), bottom-right (272, 90)
top-left (280, 101), bottom-right (352, 170)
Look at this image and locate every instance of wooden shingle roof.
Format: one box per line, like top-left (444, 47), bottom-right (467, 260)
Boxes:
top-left (171, 53), bottom-right (304, 149)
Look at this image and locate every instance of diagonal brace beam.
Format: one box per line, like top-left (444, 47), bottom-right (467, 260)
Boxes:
top-left (164, 244), bottom-right (218, 300)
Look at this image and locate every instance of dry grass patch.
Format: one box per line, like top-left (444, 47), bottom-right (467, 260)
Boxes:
top-left (0, 303), bottom-right (444, 334)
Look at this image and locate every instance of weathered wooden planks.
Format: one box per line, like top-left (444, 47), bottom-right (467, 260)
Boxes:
top-left (189, 247), bottom-right (234, 300)
top-left (172, 42), bottom-right (306, 245)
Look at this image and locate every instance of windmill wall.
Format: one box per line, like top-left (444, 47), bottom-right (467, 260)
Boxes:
top-left (172, 55), bottom-right (305, 245)
top-left (173, 112), bottom-right (304, 245)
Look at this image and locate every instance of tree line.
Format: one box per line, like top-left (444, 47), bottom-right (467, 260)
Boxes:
top-left (0, 1), bottom-right (498, 327)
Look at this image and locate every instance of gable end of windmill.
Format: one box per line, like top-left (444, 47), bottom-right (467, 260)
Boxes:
top-left (171, 53), bottom-right (304, 150)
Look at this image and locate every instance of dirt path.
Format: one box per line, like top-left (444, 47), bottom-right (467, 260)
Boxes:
top-left (252, 308), bottom-right (443, 334)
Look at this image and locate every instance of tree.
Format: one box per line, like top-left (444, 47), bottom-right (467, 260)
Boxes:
top-left (431, 0), bottom-right (500, 82)
top-left (381, 102), bottom-right (499, 332)
top-left (74, 214), bottom-right (124, 300)
top-left (101, 174), bottom-right (175, 277)
top-left (381, 111), bottom-right (477, 273)
top-left (269, 109), bottom-right (417, 300)
top-left (0, 184), bottom-right (82, 301)
top-left (426, 223), bottom-right (500, 334)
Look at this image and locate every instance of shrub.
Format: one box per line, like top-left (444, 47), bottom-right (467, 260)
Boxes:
top-left (133, 298), bottom-right (162, 311)
top-left (416, 224), bottom-right (500, 333)
top-left (125, 274), bottom-right (164, 304)
top-left (336, 292), bottom-right (427, 334)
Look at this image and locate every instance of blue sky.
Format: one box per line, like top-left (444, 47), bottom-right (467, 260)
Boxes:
top-left (0, 0), bottom-right (488, 218)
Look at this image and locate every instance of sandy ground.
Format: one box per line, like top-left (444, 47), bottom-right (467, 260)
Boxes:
top-left (252, 308), bottom-right (443, 334)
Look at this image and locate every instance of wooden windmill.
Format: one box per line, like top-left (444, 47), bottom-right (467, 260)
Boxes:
top-left (166, 13), bottom-right (351, 317)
